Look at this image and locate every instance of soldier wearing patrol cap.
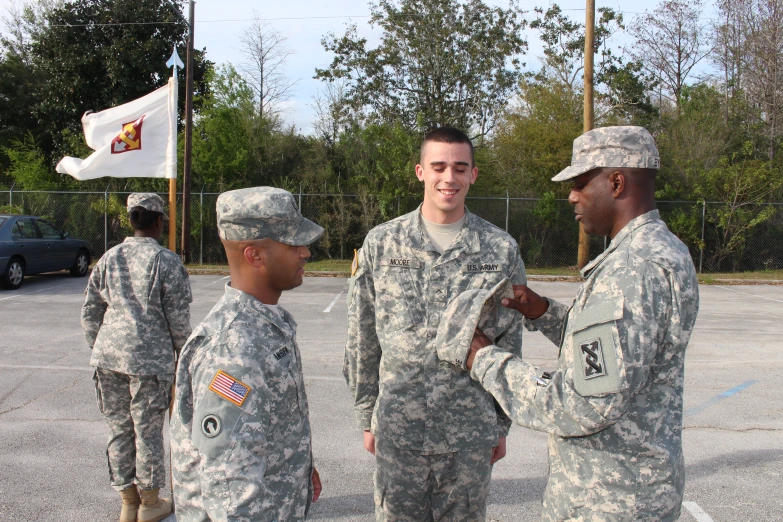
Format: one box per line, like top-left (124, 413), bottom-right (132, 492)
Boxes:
top-left (82, 192), bottom-right (192, 522)
top-left (439, 126), bottom-right (700, 521)
top-left (344, 127), bottom-right (528, 521)
top-left (170, 186), bottom-right (324, 521)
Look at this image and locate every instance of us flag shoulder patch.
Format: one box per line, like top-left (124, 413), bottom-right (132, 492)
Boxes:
top-left (209, 370), bottom-right (251, 407)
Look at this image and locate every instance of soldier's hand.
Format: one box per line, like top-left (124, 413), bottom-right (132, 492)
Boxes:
top-left (491, 437), bottom-right (507, 464)
top-left (501, 284), bottom-right (549, 319)
top-left (363, 430), bottom-right (376, 455)
top-left (312, 467), bottom-right (322, 503)
top-left (466, 328), bottom-right (492, 370)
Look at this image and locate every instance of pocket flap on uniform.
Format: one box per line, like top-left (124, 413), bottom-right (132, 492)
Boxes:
top-left (571, 299), bottom-right (623, 332)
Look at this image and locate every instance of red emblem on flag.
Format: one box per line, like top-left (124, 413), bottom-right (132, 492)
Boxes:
top-left (111, 115), bottom-right (145, 154)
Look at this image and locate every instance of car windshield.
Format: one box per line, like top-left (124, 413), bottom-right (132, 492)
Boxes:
top-left (0, 217), bottom-right (6, 228)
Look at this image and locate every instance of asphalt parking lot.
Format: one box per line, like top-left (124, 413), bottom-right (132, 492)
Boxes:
top-left (0, 273), bottom-right (781, 521)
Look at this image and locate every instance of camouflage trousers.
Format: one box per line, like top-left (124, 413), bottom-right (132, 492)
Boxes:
top-left (374, 439), bottom-right (493, 522)
top-left (93, 368), bottom-right (172, 491)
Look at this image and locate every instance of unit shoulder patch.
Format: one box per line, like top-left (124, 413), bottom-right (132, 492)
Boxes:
top-left (579, 338), bottom-right (607, 379)
top-left (201, 414), bottom-right (221, 438)
top-left (209, 370), bottom-right (251, 407)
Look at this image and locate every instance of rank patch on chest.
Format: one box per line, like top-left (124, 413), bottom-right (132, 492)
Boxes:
top-left (209, 370), bottom-right (251, 406)
top-left (465, 263), bottom-right (502, 272)
top-left (579, 338), bottom-right (606, 379)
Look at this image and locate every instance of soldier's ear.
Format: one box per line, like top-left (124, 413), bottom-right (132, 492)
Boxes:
top-left (243, 244), bottom-right (266, 268)
top-left (609, 171), bottom-right (625, 198)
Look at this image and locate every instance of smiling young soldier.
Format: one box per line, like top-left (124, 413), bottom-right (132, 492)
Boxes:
top-left (438, 126), bottom-right (700, 521)
top-left (170, 187), bottom-right (323, 521)
top-left (344, 127), bottom-right (527, 521)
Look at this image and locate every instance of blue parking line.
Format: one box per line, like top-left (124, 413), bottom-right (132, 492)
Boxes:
top-left (685, 380), bottom-right (760, 417)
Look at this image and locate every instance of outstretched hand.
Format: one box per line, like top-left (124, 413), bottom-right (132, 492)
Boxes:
top-left (501, 284), bottom-right (549, 319)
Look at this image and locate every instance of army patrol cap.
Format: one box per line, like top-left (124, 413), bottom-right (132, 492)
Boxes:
top-left (127, 193), bottom-right (168, 221)
top-left (216, 187), bottom-right (324, 245)
top-left (552, 126), bottom-right (660, 182)
top-left (436, 278), bottom-right (515, 370)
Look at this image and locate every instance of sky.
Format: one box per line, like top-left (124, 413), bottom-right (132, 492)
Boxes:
top-left (2, 0), bottom-right (720, 133)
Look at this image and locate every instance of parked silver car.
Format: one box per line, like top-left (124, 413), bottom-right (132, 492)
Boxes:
top-left (0, 215), bottom-right (92, 290)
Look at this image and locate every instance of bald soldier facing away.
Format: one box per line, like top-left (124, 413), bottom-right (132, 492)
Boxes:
top-left (82, 193), bottom-right (192, 522)
top-left (171, 187), bottom-right (323, 521)
top-left (438, 126), bottom-right (700, 521)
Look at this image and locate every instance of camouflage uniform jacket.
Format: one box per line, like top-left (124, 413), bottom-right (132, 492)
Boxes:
top-left (171, 284), bottom-right (313, 522)
top-left (344, 207), bottom-right (527, 454)
top-left (81, 236), bottom-right (192, 376)
top-left (471, 210), bottom-right (700, 521)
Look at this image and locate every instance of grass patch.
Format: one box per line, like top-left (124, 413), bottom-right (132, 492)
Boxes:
top-left (305, 259), bottom-right (353, 272)
top-left (188, 261), bottom-right (783, 282)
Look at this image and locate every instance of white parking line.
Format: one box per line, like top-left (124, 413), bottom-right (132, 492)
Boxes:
top-left (0, 364), bottom-right (91, 372)
top-left (323, 292), bottom-right (343, 313)
top-left (715, 285), bottom-right (783, 304)
top-left (683, 502), bottom-right (716, 522)
top-left (0, 280), bottom-right (83, 302)
top-left (203, 275), bottom-right (230, 288)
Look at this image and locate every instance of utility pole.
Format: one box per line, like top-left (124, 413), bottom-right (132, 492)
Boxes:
top-left (181, 0), bottom-right (195, 264)
top-left (578, 0), bottom-right (595, 269)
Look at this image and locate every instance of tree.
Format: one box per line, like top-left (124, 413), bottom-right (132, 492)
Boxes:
top-left (316, 0), bottom-right (527, 138)
top-left (628, 0), bottom-right (710, 112)
top-left (528, 4), bottom-right (656, 124)
top-left (238, 13), bottom-right (296, 119)
top-left (191, 65), bottom-right (254, 191)
top-left (489, 79), bottom-right (582, 197)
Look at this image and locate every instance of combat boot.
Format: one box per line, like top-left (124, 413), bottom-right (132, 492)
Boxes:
top-left (137, 488), bottom-right (172, 522)
top-left (118, 486), bottom-right (140, 522)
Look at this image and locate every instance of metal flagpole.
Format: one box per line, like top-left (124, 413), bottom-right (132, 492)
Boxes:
top-left (578, 0), bottom-right (596, 269)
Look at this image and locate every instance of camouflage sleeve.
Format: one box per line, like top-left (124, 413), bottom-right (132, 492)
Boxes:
top-left (160, 254), bottom-right (193, 354)
top-left (527, 298), bottom-right (570, 346)
top-left (80, 262), bottom-right (107, 349)
top-left (471, 262), bottom-right (671, 437)
top-left (492, 250), bottom-right (527, 437)
top-left (189, 339), bottom-right (276, 520)
top-left (343, 246), bottom-right (381, 431)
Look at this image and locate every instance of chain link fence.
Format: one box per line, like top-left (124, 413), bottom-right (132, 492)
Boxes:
top-left (2, 188), bottom-right (782, 273)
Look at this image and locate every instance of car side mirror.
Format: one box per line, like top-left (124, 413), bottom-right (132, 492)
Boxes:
top-left (62, 231), bottom-right (70, 239)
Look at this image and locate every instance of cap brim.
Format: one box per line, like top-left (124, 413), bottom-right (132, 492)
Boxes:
top-left (551, 164), bottom-right (594, 182)
top-left (281, 217), bottom-right (324, 246)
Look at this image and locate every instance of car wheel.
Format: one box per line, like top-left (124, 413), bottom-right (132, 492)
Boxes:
top-left (2, 257), bottom-right (25, 290)
top-left (70, 249), bottom-right (90, 277)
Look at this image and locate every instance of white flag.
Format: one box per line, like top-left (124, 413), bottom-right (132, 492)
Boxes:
top-left (56, 78), bottom-right (178, 180)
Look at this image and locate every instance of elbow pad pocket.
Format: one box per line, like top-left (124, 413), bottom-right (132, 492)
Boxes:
top-left (570, 300), bottom-right (625, 397)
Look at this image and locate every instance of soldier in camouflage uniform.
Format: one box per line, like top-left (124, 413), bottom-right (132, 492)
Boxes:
top-left (344, 127), bottom-right (527, 521)
top-left (439, 126), bottom-right (700, 521)
top-left (170, 187), bottom-right (323, 521)
top-left (82, 192), bottom-right (192, 522)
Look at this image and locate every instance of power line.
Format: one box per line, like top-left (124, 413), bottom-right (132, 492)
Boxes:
top-left (47, 9), bottom-right (721, 28)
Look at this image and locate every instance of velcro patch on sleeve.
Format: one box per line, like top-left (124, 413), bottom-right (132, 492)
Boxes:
top-left (570, 300), bottom-right (624, 397)
top-left (209, 370), bottom-right (251, 407)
